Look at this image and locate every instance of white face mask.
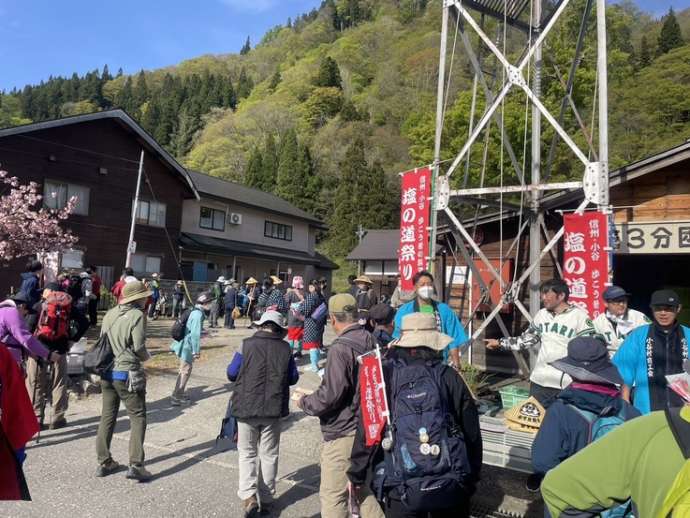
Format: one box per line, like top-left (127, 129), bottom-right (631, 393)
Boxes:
top-left (417, 286), bottom-right (434, 300)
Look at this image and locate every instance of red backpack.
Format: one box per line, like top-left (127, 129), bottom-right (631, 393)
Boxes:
top-left (36, 292), bottom-right (72, 342)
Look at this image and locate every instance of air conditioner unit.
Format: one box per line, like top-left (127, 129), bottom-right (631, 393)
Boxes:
top-left (228, 212), bottom-right (243, 225)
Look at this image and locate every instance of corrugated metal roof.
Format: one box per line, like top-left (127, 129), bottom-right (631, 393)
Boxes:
top-left (347, 230), bottom-right (401, 261)
top-left (186, 170), bottom-right (325, 227)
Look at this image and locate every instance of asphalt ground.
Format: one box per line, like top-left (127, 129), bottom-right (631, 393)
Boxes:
top-left (0, 317), bottom-right (541, 518)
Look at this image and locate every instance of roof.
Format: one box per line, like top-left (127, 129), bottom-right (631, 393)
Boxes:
top-left (0, 109), bottom-right (199, 199)
top-left (346, 229), bottom-right (445, 261)
top-left (187, 170), bottom-right (325, 227)
top-left (179, 232), bottom-right (339, 270)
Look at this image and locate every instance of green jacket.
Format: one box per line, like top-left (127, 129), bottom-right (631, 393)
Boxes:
top-left (100, 304), bottom-right (150, 372)
top-left (542, 407), bottom-right (689, 518)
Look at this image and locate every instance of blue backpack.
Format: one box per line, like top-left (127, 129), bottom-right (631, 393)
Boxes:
top-left (568, 404), bottom-right (633, 518)
top-left (372, 359), bottom-right (471, 512)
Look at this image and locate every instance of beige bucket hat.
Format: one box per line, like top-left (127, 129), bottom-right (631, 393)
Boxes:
top-left (394, 312), bottom-right (452, 352)
top-left (119, 281), bottom-right (152, 305)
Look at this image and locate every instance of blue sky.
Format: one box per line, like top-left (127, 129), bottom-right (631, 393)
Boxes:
top-left (1, 0), bottom-right (688, 92)
top-left (0, 0), bottom-right (322, 91)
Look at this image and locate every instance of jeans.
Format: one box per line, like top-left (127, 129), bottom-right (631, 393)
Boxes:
top-left (26, 354), bottom-right (68, 423)
top-left (224, 306), bottom-right (235, 328)
top-left (96, 379), bottom-right (147, 466)
top-left (237, 418), bottom-right (281, 503)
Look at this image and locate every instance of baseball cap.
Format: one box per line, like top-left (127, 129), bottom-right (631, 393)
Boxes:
top-left (650, 289), bottom-right (681, 308)
top-left (328, 293), bottom-right (357, 314)
top-left (602, 286), bottom-right (630, 301)
top-left (369, 303), bottom-right (396, 324)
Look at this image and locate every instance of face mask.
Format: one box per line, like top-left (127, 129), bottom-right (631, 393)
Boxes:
top-left (417, 286), bottom-right (434, 300)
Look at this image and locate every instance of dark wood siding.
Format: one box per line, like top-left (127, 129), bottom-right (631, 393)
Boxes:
top-left (0, 118), bottom-right (191, 295)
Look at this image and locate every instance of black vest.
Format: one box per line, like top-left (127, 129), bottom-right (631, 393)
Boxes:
top-left (231, 331), bottom-right (292, 419)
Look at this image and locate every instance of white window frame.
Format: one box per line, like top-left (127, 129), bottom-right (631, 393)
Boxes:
top-left (131, 253), bottom-right (162, 275)
top-left (200, 206), bottom-right (226, 232)
top-left (43, 180), bottom-right (90, 216)
top-left (134, 199), bottom-right (166, 228)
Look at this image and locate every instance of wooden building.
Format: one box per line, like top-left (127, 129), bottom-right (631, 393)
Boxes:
top-left (0, 110), bottom-right (199, 293)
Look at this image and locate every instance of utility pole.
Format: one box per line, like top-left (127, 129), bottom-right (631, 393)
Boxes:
top-left (529, 0), bottom-right (543, 317)
top-left (126, 150), bottom-right (145, 268)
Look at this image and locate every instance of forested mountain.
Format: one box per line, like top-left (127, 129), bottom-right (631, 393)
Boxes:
top-left (1, 0), bottom-right (689, 278)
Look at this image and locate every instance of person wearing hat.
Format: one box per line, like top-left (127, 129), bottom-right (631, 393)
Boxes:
top-left (541, 360), bottom-right (690, 518)
top-left (0, 291), bottom-right (56, 368)
top-left (76, 270), bottom-right (93, 318)
top-left (348, 312), bottom-right (482, 518)
top-left (368, 303), bottom-right (396, 348)
top-left (593, 285), bottom-right (650, 356)
top-left (170, 292), bottom-right (213, 406)
top-left (529, 336), bottom-right (639, 492)
top-left (148, 273), bottom-right (161, 319)
top-left (208, 276), bottom-right (225, 328)
top-left (227, 311), bottom-right (299, 517)
top-left (613, 289), bottom-right (690, 415)
top-left (297, 293), bottom-right (384, 518)
top-left (171, 280), bottom-right (185, 319)
top-left (95, 280), bottom-right (153, 482)
top-left (256, 276), bottom-right (288, 319)
top-left (286, 276), bottom-right (306, 357)
top-left (353, 275), bottom-right (378, 324)
top-left (223, 280), bottom-right (239, 330)
top-left (244, 277), bottom-right (260, 324)
top-left (394, 270), bottom-right (468, 369)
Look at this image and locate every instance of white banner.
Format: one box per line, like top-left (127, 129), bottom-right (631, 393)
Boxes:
top-left (616, 221), bottom-right (690, 254)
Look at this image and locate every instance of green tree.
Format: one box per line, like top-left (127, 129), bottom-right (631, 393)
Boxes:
top-left (268, 70), bottom-right (282, 92)
top-left (101, 64), bottom-right (112, 82)
top-left (244, 146), bottom-right (264, 189)
top-left (340, 99), bottom-right (362, 121)
top-left (171, 102), bottom-right (202, 158)
top-left (298, 144), bottom-right (324, 217)
top-left (658, 8), bottom-right (684, 55)
top-left (240, 36), bottom-right (251, 55)
top-left (260, 133), bottom-right (279, 192)
top-left (275, 129), bottom-right (301, 202)
top-left (314, 56), bottom-right (342, 89)
top-left (362, 160), bottom-right (395, 228)
top-left (639, 35), bottom-right (652, 67)
top-left (223, 75), bottom-right (237, 109)
top-left (134, 70), bottom-right (149, 109)
top-left (304, 87), bottom-right (343, 128)
top-left (237, 67), bottom-right (254, 100)
top-left (116, 77), bottom-right (135, 113)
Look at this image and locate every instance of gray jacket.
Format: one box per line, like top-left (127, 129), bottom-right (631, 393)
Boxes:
top-left (301, 324), bottom-right (376, 441)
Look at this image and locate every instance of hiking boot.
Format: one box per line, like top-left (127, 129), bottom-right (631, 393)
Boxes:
top-left (50, 417), bottom-right (67, 430)
top-left (95, 459), bottom-right (122, 478)
top-left (126, 465), bottom-right (152, 482)
top-left (243, 496), bottom-right (259, 517)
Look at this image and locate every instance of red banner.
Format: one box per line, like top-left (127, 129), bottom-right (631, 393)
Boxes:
top-left (562, 212), bottom-right (610, 318)
top-left (398, 167), bottom-right (432, 291)
top-left (359, 353), bottom-right (389, 446)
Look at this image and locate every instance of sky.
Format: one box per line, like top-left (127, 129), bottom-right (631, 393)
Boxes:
top-left (0, 0), bottom-right (322, 91)
top-left (1, 0), bottom-right (689, 92)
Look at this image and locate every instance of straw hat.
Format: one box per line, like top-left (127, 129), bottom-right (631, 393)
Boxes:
top-left (120, 281), bottom-right (152, 305)
top-left (393, 313), bottom-right (452, 352)
top-left (270, 275), bottom-right (283, 286)
top-left (246, 277), bottom-right (258, 285)
top-left (354, 275), bottom-right (373, 285)
top-left (504, 397), bottom-right (545, 434)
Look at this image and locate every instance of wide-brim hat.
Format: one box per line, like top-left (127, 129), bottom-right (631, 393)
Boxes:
top-left (246, 277), bottom-right (258, 285)
top-left (504, 397), bottom-right (545, 433)
top-left (394, 312), bottom-right (452, 352)
top-left (550, 336), bottom-right (623, 386)
top-left (252, 310), bottom-right (287, 329)
top-left (217, 276), bottom-right (226, 283)
top-left (354, 275), bottom-right (373, 285)
top-left (119, 281), bottom-right (152, 305)
top-left (270, 275), bottom-right (283, 286)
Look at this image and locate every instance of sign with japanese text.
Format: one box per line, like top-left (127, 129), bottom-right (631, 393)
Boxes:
top-left (563, 212), bottom-right (610, 318)
top-left (398, 167), bottom-right (431, 291)
top-left (615, 221), bottom-right (690, 254)
top-left (358, 352), bottom-right (389, 447)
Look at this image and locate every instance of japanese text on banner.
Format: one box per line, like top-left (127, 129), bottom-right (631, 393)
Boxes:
top-left (358, 354), bottom-right (389, 446)
top-left (562, 212), bottom-right (610, 318)
top-left (398, 167), bottom-right (431, 291)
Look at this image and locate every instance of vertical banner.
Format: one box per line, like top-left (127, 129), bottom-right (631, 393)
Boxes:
top-left (563, 212), bottom-right (610, 318)
top-left (358, 352), bottom-right (389, 446)
top-left (398, 167), bottom-right (432, 291)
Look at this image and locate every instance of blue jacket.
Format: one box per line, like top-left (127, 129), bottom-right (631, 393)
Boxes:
top-left (393, 299), bottom-right (468, 360)
top-left (532, 386), bottom-right (640, 475)
top-left (170, 307), bottom-right (204, 364)
top-left (613, 323), bottom-right (690, 415)
top-left (19, 273), bottom-right (41, 307)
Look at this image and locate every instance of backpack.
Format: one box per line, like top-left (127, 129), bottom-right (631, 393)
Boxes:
top-left (657, 407), bottom-right (690, 518)
top-left (372, 359), bottom-right (471, 512)
top-left (568, 404), bottom-right (632, 518)
top-left (36, 292), bottom-right (72, 342)
top-left (84, 332), bottom-right (114, 376)
top-left (171, 308), bottom-right (196, 341)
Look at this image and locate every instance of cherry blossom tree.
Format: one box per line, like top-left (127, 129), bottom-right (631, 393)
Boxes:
top-left (0, 170), bottom-right (78, 262)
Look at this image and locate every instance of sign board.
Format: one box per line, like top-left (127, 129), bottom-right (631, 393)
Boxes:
top-left (615, 221), bottom-right (690, 254)
top-left (563, 212), bottom-right (610, 318)
top-left (61, 249), bottom-right (84, 269)
top-left (128, 241), bottom-right (137, 254)
top-left (398, 167), bottom-right (431, 291)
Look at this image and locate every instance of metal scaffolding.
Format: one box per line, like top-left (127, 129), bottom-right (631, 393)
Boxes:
top-left (432, 0), bottom-right (610, 375)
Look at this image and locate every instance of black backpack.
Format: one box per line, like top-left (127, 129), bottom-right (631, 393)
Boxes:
top-left (372, 358), bottom-right (471, 512)
top-left (171, 308), bottom-right (195, 341)
top-left (84, 332), bottom-right (114, 376)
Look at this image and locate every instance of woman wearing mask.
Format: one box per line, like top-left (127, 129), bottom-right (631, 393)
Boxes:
top-left (392, 270), bottom-right (468, 368)
top-left (299, 279), bottom-right (328, 372)
top-left (286, 276), bottom-right (305, 358)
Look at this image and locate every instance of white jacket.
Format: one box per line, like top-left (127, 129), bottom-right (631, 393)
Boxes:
top-left (593, 309), bottom-right (650, 356)
top-left (500, 305), bottom-right (595, 390)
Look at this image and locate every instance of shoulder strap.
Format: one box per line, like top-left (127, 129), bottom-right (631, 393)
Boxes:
top-left (666, 407), bottom-right (690, 459)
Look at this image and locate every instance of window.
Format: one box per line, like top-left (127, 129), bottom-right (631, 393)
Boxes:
top-left (44, 180), bottom-right (90, 215)
top-left (200, 206), bottom-right (225, 231)
top-left (135, 199), bottom-right (166, 227)
top-left (264, 221), bottom-right (293, 241)
top-left (131, 254), bottom-right (161, 274)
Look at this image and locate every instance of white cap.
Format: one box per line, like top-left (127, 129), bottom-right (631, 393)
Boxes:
top-left (252, 310), bottom-right (286, 329)
top-left (217, 276), bottom-right (226, 283)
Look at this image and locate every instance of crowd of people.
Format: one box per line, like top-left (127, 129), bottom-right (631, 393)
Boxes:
top-left (1, 261), bottom-right (689, 518)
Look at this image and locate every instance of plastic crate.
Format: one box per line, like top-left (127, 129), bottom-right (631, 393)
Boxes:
top-left (498, 385), bottom-right (530, 409)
